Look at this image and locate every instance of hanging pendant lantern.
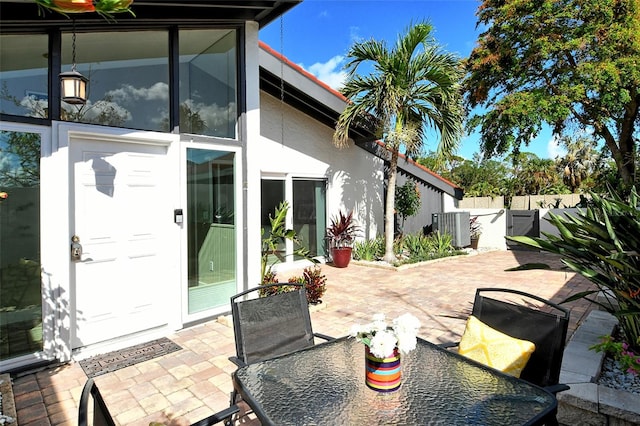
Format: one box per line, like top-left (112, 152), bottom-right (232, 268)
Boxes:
top-left (60, 23), bottom-right (88, 105)
top-left (60, 69), bottom-right (88, 105)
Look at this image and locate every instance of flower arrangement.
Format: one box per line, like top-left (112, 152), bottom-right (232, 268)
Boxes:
top-left (35, 0), bottom-right (135, 19)
top-left (350, 313), bottom-right (421, 358)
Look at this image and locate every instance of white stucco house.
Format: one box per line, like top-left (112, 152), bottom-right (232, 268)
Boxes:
top-left (0, 0), bottom-right (461, 372)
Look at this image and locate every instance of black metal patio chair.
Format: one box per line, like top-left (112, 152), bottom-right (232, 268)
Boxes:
top-left (78, 378), bottom-right (239, 426)
top-left (78, 378), bottom-right (115, 426)
top-left (229, 283), bottom-right (333, 367)
top-left (441, 288), bottom-right (571, 426)
top-left (228, 283), bottom-right (333, 411)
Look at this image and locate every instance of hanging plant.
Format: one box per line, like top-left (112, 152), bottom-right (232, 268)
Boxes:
top-left (35, 0), bottom-right (135, 20)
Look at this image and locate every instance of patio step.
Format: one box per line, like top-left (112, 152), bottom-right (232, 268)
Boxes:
top-left (557, 310), bottom-right (640, 426)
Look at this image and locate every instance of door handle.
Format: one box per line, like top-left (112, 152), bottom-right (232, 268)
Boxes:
top-left (71, 235), bottom-right (83, 261)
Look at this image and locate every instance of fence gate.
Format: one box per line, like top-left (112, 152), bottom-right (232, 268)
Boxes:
top-left (506, 210), bottom-right (539, 250)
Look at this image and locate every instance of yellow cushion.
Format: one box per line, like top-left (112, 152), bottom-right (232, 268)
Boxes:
top-left (458, 315), bottom-right (535, 378)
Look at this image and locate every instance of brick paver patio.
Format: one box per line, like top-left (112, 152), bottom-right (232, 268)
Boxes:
top-left (10, 250), bottom-right (596, 425)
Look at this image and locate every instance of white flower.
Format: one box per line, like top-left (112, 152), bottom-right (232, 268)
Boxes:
top-left (393, 313), bottom-right (421, 336)
top-left (371, 314), bottom-right (388, 333)
top-left (396, 332), bottom-right (418, 355)
top-left (349, 324), bottom-right (362, 337)
top-left (369, 329), bottom-right (398, 358)
top-left (351, 312), bottom-right (421, 358)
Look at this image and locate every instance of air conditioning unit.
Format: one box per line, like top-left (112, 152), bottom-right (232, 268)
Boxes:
top-left (432, 212), bottom-right (471, 248)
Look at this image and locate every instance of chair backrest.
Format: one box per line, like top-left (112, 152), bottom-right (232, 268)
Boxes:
top-left (231, 283), bottom-right (316, 365)
top-left (471, 288), bottom-right (570, 388)
top-left (78, 378), bottom-right (116, 426)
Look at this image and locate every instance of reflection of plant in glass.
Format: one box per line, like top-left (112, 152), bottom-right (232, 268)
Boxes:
top-left (161, 102), bottom-right (207, 134)
top-left (0, 131), bottom-right (40, 187)
top-left (1, 83), bottom-right (48, 119)
top-left (61, 94), bottom-right (130, 127)
top-left (1, 78), bottom-right (131, 127)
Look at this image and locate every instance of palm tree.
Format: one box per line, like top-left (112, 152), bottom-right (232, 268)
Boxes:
top-left (333, 22), bottom-right (464, 262)
top-left (556, 136), bottom-right (597, 193)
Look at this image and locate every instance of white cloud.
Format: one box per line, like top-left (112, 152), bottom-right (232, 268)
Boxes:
top-left (106, 82), bottom-right (169, 103)
top-left (547, 135), bottom-right (566, 159)
top-left (303, 55), bottom-right (347, 90)
top-left (350, 26), bottom-right (363, 44)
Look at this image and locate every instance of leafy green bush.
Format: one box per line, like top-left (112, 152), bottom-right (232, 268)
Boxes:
top-left (300, 266), bottom-right (327, 304)
top-left (353, 236), bottom-right (384, 261)
top-left (507, 187), bottom-right (640, 352)
top-left (353, 231), bottom-right (464, 265)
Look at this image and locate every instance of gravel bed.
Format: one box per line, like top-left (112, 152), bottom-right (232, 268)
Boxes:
top-left (597, 353), bottom-right (640, 395)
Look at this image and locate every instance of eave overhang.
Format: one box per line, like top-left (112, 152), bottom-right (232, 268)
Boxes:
top-left (0, 0), bottom-right (301, 28)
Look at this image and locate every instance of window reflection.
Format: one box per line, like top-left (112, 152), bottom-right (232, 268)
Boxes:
top-left (187, 149), bottom-right (236, 314)
top-left (0, 130), bottom-right (42, 360)
top-left (61, 31), bottom-right (169, 131)
top-left (179, 29), bottom-right (237, 138)
top-left (0, 34), bottom-right (49, 118)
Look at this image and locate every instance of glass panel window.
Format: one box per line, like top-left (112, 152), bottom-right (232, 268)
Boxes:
top-left (293, 179), bottom-right (326, 258)
top-left (261, 178), bottom-right (326, 266)
top-left (0, 34), bottom-right (49, 118)
top-left (61, 31), bottom-right (169, 131)
top-left (0, 130), bottom-right (42, 360)
top-left (187, 148), bottom-right (236, 314)
top-left (179, 29), bottom-right (237, 138)
top-left (260, 179), bottom-right (285, 272)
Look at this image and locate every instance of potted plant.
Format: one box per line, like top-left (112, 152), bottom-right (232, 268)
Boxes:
top-left (326, 210), bottom-right (360, 268)
top-left (469, 216), bottom-right (482, 250)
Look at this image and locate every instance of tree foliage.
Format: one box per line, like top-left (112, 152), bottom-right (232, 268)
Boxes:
top-left (556, 134), bottom-right (598, 192)
top-left (395, 180), bottom-right (422, 228)
top-left (334, 21), bottom-right (464, 262)
top-left (465, 0), bottom-right (640, 191)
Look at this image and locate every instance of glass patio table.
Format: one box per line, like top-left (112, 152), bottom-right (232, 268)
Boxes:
top-left (231, 336), bottom-right (557, 425)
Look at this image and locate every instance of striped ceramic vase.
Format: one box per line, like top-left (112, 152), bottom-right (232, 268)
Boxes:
top-left (365, 346), bottom-right (401, 392)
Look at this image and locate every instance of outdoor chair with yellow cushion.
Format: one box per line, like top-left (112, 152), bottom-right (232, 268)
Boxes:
top-left (441, 288), bottom-right (570, 425)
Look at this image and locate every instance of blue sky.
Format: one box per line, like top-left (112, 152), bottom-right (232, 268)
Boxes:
top-left (260, 0), bottom-right (564, 161)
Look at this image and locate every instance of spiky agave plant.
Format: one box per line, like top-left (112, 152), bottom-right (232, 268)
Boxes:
top-left (507, 187), bottom-right (640, 351)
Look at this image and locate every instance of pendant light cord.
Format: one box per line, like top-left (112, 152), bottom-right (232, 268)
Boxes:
top-left (280, 14), bottom-right (285, 146)
top-left (71, 19), bottom-right (78, 72)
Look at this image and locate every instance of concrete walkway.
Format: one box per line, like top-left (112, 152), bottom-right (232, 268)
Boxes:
top-left (10, 250), bottom-right (596, 425)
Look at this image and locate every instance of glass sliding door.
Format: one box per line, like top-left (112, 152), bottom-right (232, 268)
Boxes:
top-left (293, 179), bottom-right (326, 258)
top-left (186, 148), bottom-right (236, 314)
top-left (260, 177), bottom-right (327, 266)
top-left (0, 130), bottom-right (41, 361)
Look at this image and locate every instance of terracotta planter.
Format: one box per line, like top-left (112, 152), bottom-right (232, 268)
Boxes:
top-left (470, 236), bottom-right (479, 250)
top-left (331, 247), bottom-right (352, 268)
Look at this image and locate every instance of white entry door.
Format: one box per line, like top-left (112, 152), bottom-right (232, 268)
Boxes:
top-left (70, 136), bottom-right (174, 349)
